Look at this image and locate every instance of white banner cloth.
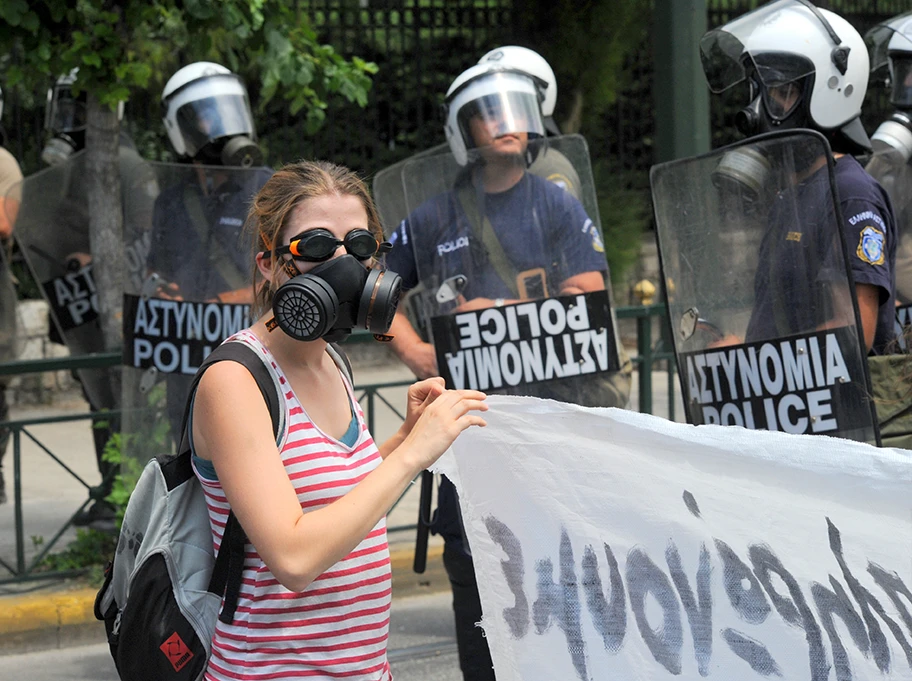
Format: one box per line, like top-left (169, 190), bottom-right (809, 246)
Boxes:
top-left (436, 395), bottom-right (912, 681)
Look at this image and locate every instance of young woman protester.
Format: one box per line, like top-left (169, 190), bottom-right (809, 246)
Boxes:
top-left (189, 160), bottom-right (488, 680)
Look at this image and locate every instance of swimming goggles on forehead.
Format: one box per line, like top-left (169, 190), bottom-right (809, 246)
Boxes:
top-left (272, 228), bottom-right (392, 262)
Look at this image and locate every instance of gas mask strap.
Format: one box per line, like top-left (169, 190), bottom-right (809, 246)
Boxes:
top-left (280, 257), bottom-right (299, 279)
top-left (264, 257), bottom-right (303, 332)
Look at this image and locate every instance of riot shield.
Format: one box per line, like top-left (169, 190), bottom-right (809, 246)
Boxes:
top-left (865, 146), bottom-right (912, 347)
top-left (393, 135), bottom-right (623, 408)
top-left (651, 130), bottom-right (878, 443)
top-left (9, 148), bottom-right (159, 411)
top-left (0, 241), bottom-right (20, 366)
top-left (120, 162), bottom-right (273, 462)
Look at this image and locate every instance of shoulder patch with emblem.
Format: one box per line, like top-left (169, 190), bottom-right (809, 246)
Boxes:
top-left (857, 225), bottom-right (885, 265)
top-left (582, 218), bottom-right (604, 253)
top-left (546, 172), bottom-right (574, 195)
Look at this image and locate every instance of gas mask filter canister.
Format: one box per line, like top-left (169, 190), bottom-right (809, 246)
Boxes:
top-left (269, 255), bottom-right (403, 342)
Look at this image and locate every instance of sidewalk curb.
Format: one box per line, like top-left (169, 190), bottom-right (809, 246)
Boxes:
top-left (0, 544), bottom-right (448, 657)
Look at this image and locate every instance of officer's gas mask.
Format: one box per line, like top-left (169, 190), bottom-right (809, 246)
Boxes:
top-left (870, 51), bottom-right (912, 161)
top-left (41, 75), bottom-right (88, 166)
top-left (265, 228), bottom-right (402, 343)
top-left (866, 13), bottom-right (912, 161)
top-left (735, 55), bottom-right (815, 138)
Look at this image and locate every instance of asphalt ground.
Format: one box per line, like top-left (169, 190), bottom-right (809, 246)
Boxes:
top-left (0, 358), bottom-right (682, 656)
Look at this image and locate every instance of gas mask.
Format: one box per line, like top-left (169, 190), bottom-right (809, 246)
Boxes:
top-left (195, 135), bottom-right (264, 168)
top-left (269, 255), bottom-right (403, 343)
top-left (872, 111), bottom-right (912, 162)
top-left (736, 80), bottom-right (811, 139)
top-left (711, 144), bottom-right (771, 207)
top-left (41, 132), bottom-right (85, 166)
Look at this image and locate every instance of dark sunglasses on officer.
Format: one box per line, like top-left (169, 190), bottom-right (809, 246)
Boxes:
top-left (269, 228), bottom-right (392, 262)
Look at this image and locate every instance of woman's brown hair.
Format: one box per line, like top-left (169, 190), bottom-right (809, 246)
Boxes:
top-left (245, 160), bottom-right (383, 317)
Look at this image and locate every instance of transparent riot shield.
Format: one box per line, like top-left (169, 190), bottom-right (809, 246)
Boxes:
top-left (9, 149), bottom-right (159, 414)
top-left (651, 130), bottom-right (878, 443)
top-left (392, 135), bottom-right (623, 408)
top-left (865, 145), bottom-right (912, 347)
top-left (120, 162), bottom-right (273, 462)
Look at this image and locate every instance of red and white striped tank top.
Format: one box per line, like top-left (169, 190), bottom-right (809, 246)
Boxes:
top-left (193, 330), bottom-right (392, 681)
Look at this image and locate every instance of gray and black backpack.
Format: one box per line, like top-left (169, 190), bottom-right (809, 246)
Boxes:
top-left (94, 340), bottom-right (352, 681)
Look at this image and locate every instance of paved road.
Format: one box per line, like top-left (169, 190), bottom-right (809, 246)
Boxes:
top-left (2, 591), bottom-right (464, 681)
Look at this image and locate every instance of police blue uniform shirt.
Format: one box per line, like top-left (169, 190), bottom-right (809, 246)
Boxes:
top-left (147, 167), bottom-right (273, 300)
top-left (746, 155), bottom-right (896, 355)
top-left (385, 172), bottom-right (607, 302)
top-left (385, 170), bottom-right (607, 548)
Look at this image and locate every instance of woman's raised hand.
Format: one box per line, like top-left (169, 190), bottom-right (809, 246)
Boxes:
top-left (402, 377), bottom-right (446, 434)
top-left (396, 388), bottom-right (488, 473)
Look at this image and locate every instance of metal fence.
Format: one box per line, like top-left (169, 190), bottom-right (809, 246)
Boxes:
top-left (0, 304), bottom-right (675, 584)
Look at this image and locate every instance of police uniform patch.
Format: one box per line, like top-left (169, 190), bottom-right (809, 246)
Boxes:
top-left (583, 219), bottom-right (604, 253)
top-left (546, 172), bottom-right (574, 195)
top-left (856, 225), bottom-right (885, 265)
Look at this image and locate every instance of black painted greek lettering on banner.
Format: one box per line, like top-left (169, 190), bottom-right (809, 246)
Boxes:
top-left (480, 497), bottom-right (912, 680)
top-left (532, 529), bottom-right (588, 680)
top-left (484, 516), bottom-right (530, 638)
top-left (430, 291), bottom-right (619, 391)
top-left (581, 542), bottom-right (626, 654)
top-left (42, 265), bottom-right (100, 331)
top-left (122, 293), bottom-right (251, 375)
top-left (680, 326), bottom-right (869, 436)
top-left (828, 518), bottom-right (912, 672)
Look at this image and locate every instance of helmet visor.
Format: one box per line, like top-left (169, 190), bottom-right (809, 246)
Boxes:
top-left (890, 55), bottom-right (912, 108)
top-left (701, 0), bottom-right (820, 93)
top-left (749, 53), bottom-right (814, 121)
top-left (865, 12), bottom-right (912, 74)
top-left (175, 94), bottom-right (255, 158)
top-left (451, 72), bottom-right (545, 150)
top-left (46, 87), bottom-right (87, 134)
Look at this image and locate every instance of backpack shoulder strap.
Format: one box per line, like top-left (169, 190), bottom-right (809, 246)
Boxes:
top-left (327, 342), bottom-right (354, 385)
top-left (175, 340), bottom-right (283, 624)
top-left (194, 340), bottom-right (351, 624)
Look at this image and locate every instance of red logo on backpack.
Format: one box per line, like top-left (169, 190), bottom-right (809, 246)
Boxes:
top-left (160, 632), bottom-right (194, 672)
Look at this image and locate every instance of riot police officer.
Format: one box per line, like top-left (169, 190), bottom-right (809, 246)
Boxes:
top-left (384, 61), bottom-right (622, 681)
top-left (147, 62), bottom-right (272, 446)
top-left (699, 0), bottom-right (896, 355)
top-left (25, 69), bottom-right (156, 527)
top-left (864, 11), bottom-right (912, 306)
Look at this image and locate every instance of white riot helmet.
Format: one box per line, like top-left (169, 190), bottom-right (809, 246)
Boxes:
top-left (866, 12), bottom-right (912, 159)
top-left (161, 61), bottom-right (262, 167)
top-left (701, 0), bottom-right (871, 153)
top-left (444, 62), bottom-right (546, 167)
top-left (478, 46), bottom-right (558, 129)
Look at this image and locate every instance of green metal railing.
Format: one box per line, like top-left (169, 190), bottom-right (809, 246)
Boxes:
top-left (0, 304), bottom-right (676, 583)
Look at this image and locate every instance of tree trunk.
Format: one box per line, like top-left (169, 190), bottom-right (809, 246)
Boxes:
top-left (85, 95), bottom-right (124, 398)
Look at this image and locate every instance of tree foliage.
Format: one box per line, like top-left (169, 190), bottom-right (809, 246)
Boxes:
top-left (512, 0), bottom-right (651, 134)
top-left (0, 0), bottom-right (377, 132)
top-left (0, 0), bottom-right (377, 388)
